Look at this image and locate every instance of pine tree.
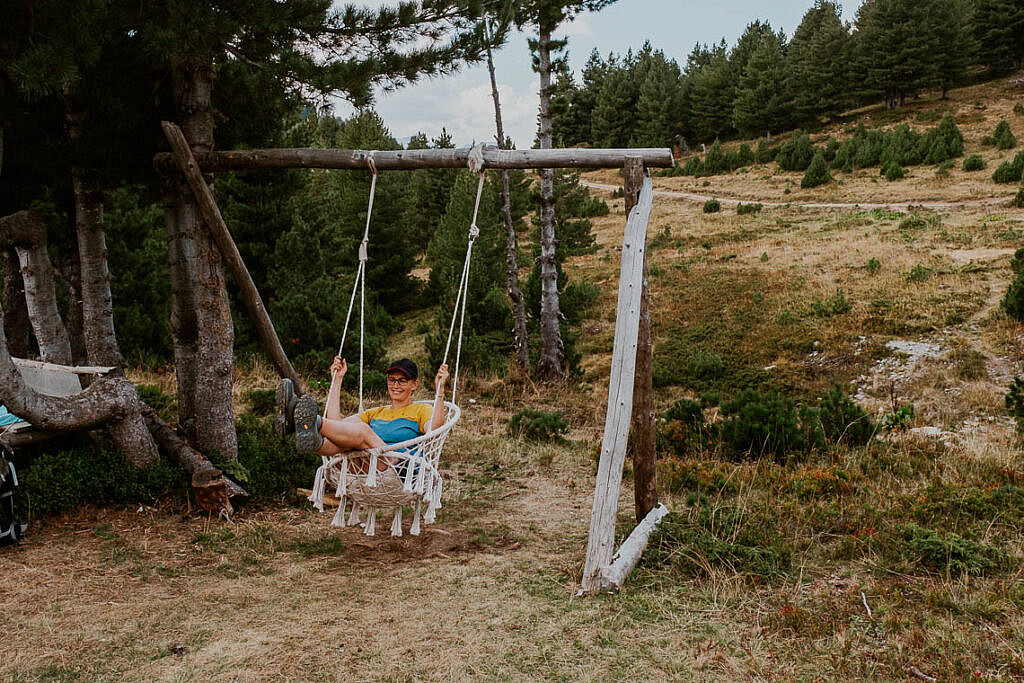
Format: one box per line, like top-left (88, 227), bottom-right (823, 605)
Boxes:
top-left (787, 1), bottom-right (852, 125)
top-left (852, 0), bottom-right (944, 108)
top-left (973, 0), bottom-right (1024, 74)
top-left (801, 150), bottom-right (833, 188)
top-left (631, 49), bottom-right (684, 148)
top-left (732, 32), bottom-right (791, 138)
top-left (686, 46), bottom-right (735, 142)
top-left (406, 129), bottom-right (459, 258)
top-left (931, 0), bottom-right (979, 98)
top-left (591, 65), bottom-right (638, 147)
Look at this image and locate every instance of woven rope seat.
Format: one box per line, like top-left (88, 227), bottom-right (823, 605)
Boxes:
top-left (308, 400), bottom-right (461, 536)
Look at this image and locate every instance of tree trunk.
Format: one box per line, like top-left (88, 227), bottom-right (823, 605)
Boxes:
top-left (1, 248), bottom-right (31, 358)
top-left (0, 211), bottom-right (72, 365)
top-left (165, 56), bottom-right (237, 460)
top-left (0, 128), bottom-right (30, 358)
top-left (0, 310), bottom-right (158, 467)
top-left (484, 23), bottom-right (530, 375)
top-left (71, 171), bottom-right (123, 369)
top-left (536, 23), bottom-right (563, 380)
top-left (63, 249), bottom-right (88, 366)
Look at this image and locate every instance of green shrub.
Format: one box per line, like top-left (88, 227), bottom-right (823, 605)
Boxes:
top-left (1013, 187), bottom-right (1024, 209)
top-left (136, 384), bottom-right (177, 423)
top-left (16, 442), bottom-right (187, 519)
top-left (658, 399), bottom-right (715, 455)
top-left (800, 151), bottom-right (832, 188)
top-left (817, 385), bottom-right (875, 446)
top-left (720, 388), bottom-right (820, 462)
top-left (641, 507), bottom-right (791, 578)
top-left (935, 159), bottom-right (954, 178)
top-left (1015, 102), bottom-right (1024, 116)
top-left (701, 140), bottom-right (728, 176)
top-left (881, 159), bottom-right (905, 181)
top-left (508, 408), bottom-right (569, 442)
top-left (756, 140), bottom-right (777, 163)
top-left (996, 151), bottom-right (1024, 182)
top-left (776, 132), bottom-right (816, 172)
top-left (812, 288), bottom-right (852, 316)
top-left (736, 202), bottom-right (763, 215)
top-left (962, 154), bottom-right (986, 171)
top-left (906, 263), bottom-right (932, 282)
top-left (918, 113), bottom-right (963, 163)
top-left (865, 257), bottom-right (882, 274)
top-left (902, 524), bottom-right (1007, 576)
top-left (703, 198), bottom-right (721, 213)
top-left (236, 414), bottom-right (320, 502)
top-left (993, 119), bottom-right (1017, 150)
top-left (1005, 376), bottom-right (1024, 433)
top-left (247, 389), bottom-right (275, 416)
top-left (831, 143), bottom-right (854, 172)
top-left (738, 143), bottom-right (755, 166)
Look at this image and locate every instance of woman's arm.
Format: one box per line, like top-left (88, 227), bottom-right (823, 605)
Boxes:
top-left (430, 363), bottom-right (450, 430)
top-left (325, 356), bottom-right (346, 421)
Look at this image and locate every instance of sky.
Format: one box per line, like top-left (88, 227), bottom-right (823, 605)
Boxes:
top-left (332, 0), bottom-right (864, 148)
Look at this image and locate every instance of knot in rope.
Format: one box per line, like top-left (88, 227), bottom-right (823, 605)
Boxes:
top-left (366, 152), bottom-right (378, 176)
top-left (467, 143), bottom-right (486, 174)
top-left (358, 240), bottom-right (368, 262)
top-left (469, 225), bottom-right (480, 240)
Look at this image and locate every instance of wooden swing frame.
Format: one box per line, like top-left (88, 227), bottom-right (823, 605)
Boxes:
top-left (157, 122), bottom-right (673, 593)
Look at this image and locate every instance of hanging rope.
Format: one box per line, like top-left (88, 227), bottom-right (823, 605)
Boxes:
top-left (324, 153), bottom-right (377, 417)
top-left (441, 144), bottom-right (486, 405)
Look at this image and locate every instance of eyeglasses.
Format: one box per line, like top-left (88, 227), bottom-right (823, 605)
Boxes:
top-left (386, 376), bottom-right (411, 386)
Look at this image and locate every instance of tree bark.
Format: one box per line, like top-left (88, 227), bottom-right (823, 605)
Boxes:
top-left (484, 22), bottom-right (530, 375)
top-left (0, 211), bottom-right (72, 365)
top-left (536, 22), bottom-right (563, 380)
top-left (165, 56), bottom-right (237, 459)
top-left (624, 157), bottom-right (657, 523)
top-left (0, 311), bottom-right (158, 467)
top-left (63, 248), bottom-right (88, 366)
top-left (160, 121), bottom-right (303, 394)
top-left (1, 248), bottom-right (31, 358)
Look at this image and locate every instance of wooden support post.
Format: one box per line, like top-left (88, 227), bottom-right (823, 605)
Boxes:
top-left (580, 175), bottom-right (654, 594)
top-left (160, 121), bottom-right (304, 394)
top-left (624, 157), bottom-right (657, 522)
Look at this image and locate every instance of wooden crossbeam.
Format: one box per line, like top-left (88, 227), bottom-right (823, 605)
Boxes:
top-left (154, 146), bottom-right (675, 173)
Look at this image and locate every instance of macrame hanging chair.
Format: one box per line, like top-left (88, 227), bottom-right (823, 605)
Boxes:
top-left (308, 146), bottom-right (486, 537)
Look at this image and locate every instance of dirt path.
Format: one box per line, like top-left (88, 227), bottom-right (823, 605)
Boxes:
top-left (582, 179), bottom-right (1016, 211)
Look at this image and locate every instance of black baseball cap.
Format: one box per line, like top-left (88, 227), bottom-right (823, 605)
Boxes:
top-left (385, 358), bottom-right (418, 379)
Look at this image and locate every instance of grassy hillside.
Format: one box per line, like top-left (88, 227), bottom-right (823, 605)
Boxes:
top-left (2, 77), bottom-right (1024, 681)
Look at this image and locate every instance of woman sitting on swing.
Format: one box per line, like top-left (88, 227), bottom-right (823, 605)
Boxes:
top-left (279, 357), bottom-right (449, 472)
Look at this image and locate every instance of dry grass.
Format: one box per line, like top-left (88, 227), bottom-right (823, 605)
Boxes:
top-left (4, 78), bottom-right (1024, 682)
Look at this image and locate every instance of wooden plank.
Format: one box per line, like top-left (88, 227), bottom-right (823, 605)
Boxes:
top-left (599, 503), bottom-right (670, 591)
top-left (11, 358), bottom-right (115, 375)
top-left (580, 175), bottom-right (654, 594)
top-left (12, 361), bottom-right (83, 397)
top-left (154, 146), bottom-right (676, 173)
top-left (161, 121), bottom-right (305, 394)
top-left (624, 159), bottom-right (658, 523)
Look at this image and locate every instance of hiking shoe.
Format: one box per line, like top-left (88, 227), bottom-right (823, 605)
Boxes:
top-left (294, 394), bottom-right (324, 453)
top-left (275, 378), bottom-right (298, 437)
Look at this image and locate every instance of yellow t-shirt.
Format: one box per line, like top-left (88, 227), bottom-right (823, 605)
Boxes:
top-left (359, 403), bottom-right (433, 445)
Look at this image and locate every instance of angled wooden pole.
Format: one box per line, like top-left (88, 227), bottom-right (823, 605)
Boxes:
top-left (580, 174), bottom-right (654, 594)
top-left (161, 121), bottom-right (304, 394)
top-left (624, 157), bottom-right (658, 522)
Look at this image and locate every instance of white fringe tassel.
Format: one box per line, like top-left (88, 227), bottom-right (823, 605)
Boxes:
top-left (410, 501), bottom-right (422, 536)
top-left (366, 452), bottom-right (378, 487)
top-left (310, 462), bottom-right (327, 511)
top-left (330, 498), bottom-right (347, 527)
top-left (364, 507), bottom-right (377, 536)
top-left (348, 502), bottom-right (361, 526)
top-left (390, 507), bottom-right (403, 537)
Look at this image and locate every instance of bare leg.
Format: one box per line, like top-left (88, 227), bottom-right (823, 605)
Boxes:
top-left (316, 418), bottom-right (389, 472)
